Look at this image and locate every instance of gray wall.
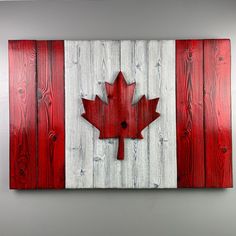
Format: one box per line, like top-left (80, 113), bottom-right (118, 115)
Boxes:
top-left (0, 1), bottom-right (235, 236)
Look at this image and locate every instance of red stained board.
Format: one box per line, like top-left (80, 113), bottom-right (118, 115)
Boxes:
top-left (37, 41), bottom-right (65, 189)
top-left (176, 39), bottom-right (232, 188)
top-left (9, 41), bottom-right (38, 189)
top-left (204, 39), bottom-right (232, 188)
top-left (176, 40), bottom-right (205, 188)
top-left (9, 40), bottom-right (65, 189)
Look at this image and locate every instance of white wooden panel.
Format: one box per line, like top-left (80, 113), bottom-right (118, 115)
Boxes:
top-left (133, 41), bottom-right (149, 188)
top-left (65, 40), bottom-right (177, 188)
top-left (65, 41), bottom-right (94, 188)
top-left (91, 40), bottom-right (121, 188)
top-left (148, 40), bottom-right (177, 188)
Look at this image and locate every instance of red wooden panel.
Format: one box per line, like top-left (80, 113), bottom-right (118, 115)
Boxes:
top-left (204, 39), bottom-right (232, 188)
top-left (9, 40), bottom-right (37, 189)
top-left (176, 40), bottom-right (205, 187)
top-left (37, 41), bottom-right (65, 189)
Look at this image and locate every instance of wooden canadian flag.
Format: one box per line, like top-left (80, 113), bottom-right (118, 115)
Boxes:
top-left (9, 40), bottom-right (232, 189)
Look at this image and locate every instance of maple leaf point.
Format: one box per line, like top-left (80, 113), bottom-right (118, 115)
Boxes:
top-left (82, 71), bottom-right (160, 160)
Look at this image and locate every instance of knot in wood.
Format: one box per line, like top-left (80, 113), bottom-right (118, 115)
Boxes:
top-left (121, 121), bottom-right (128, 129)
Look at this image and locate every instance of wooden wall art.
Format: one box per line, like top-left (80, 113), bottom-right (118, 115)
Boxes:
top-left (9, 39), bottom-right (232, 189)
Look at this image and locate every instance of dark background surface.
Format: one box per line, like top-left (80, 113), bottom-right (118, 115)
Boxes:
top-left (0, 1), bottom-right (235, 236)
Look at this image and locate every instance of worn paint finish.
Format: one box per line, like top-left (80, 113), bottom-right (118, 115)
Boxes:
top-left (9, 40), bottom-right (65, 189)
top-left (176, 40), bottom-right (205, 188)
top-left (204, 39), bottom-right (232, 188)
top-left (65, 41), bottom-right (94, 188)
top-left (148, 40), bottom-right (177, 188)
top-left (9, 39), bottom-right (232, 189)
top-left (9, 40), bottom-right (37, 189)
top-left (90, 40), bottom-right (122, 188)
top-left (37, 41), bottom-right (65, 189)
top-left (65, 40), bottom-right (176, 188)
top-left (176, 39), bottom-right (232, 188)
top-left (82, 71), bottom-right (160, 160)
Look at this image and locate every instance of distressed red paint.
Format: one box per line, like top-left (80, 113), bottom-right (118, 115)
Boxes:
top-left (204, 39), bottom-right (232, 188)
top-left (9, 40), bottom-right (65, 189)
top-left (9, 40), bottom-right (37, 189)
top-left (37, 41), bottom-right (65, 189)
top-left (82, 71), bottom-right (160, 160)
top-left (176, 39), bottom-right (232, 188)
top-left (176, 40), bottom-right (205, 188)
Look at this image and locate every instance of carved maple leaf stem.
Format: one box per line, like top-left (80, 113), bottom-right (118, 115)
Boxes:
top-left (117, 137), bottom-right (124, 160)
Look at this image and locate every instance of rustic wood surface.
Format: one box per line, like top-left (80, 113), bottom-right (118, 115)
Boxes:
top-left (65, 40), bottom-right (177, 188)
top-left (9, 40), bottom-right (37, 189)
top-left (9, 40), bottom-right (65, 189)
top-left (65, 41), bottom-right (94, 188)
top-left (10, 39), bottom-right (232, 189)
top-left (204, 39), bottom-right (232, 188)
top-left (148, 40), bottom-right (177, 188)
top-left (91, 41), bottom-right (121, 188)
top-left (176, 40), bottom-right (205, 188)
top-left (37, 41), bottom-right (65, 189)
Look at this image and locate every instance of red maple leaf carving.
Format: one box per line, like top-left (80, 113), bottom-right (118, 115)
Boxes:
top-left (82, 71), bottom-right (160, 160)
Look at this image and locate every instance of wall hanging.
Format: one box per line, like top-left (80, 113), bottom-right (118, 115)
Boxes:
top-left (9, 39), bottom-right (232, 189)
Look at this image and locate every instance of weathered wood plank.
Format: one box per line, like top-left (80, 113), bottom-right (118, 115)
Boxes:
top-left (148, 40), bottom-right (177, 188)
top-left (37, 40), bottom-right (65, 189)
top-left (9, 40), bottom-right (37, 189)
top-left (176, 40), bottom-right (205, 188)
top-left (204, 39), bottom-right (232, 188)
top-left (133, 40), bottom-right (149, 188)
top-left (91, 40), bottom-right (121, 188)
top-left (65, 41), bottom-right (93, 188)
top-left (120, 40), bottom-right (136, 188)
top-left (65, 40), bottom-right (178, 188)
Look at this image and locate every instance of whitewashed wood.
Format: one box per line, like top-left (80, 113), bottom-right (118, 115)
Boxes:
top-left (148, 40), bottom-right (177, 188)
top-left (65, 40), bottom-right (177, 188)
top-left (120, 41), bottom-right (136, 188)
top-left (133, 41), bottom-right (149, 188)
top-left (65, 41), bottom-right (94, 188)
top-left (91, 40), bottom-right (121, 188)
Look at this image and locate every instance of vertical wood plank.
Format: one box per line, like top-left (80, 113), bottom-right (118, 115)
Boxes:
top-left (176, 40), bottom-right (205, 188)
top-left (91, 40), bottom-right (121, 188)
top-left (120, 40), bottom-right (136, 188)
top-left (65, 41), bottom-right (94, 188)
top-left (9, 40), bottom-right (37, 189)
top-left (148, 40), bottom-right (177, 188)
top-left (133, 40), bottom-right (149, 188)
top-left (204, 39), bottom-right (232, 188)
top-left (37, 40), bottom-right (65, 189)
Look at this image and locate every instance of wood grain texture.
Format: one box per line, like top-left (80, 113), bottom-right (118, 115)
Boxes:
top-left (132, 41), bottom-right (149, 188)
top-left (37, 41), bottom-right (65, 189)
top-left (65, 40), bottom-right (177, 188)
top-left (91, 40), bottom-right (121, 188)
top-left (65, 41), bottom-right (94, 188)
top-left (120, 40), bottom-right (136, 188)
top-left (204, 39), bottom-right (232, 188)
top-left (10, 39), bottom-right (233, 189)
top-left (9, 40), bottom-right (37, 189)
top-left (82, 71), bottom-right (159, 159)
top-left (176, 40), bottom-right (205, 188)
top-left (148, 40), bottom-right (177, 188)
